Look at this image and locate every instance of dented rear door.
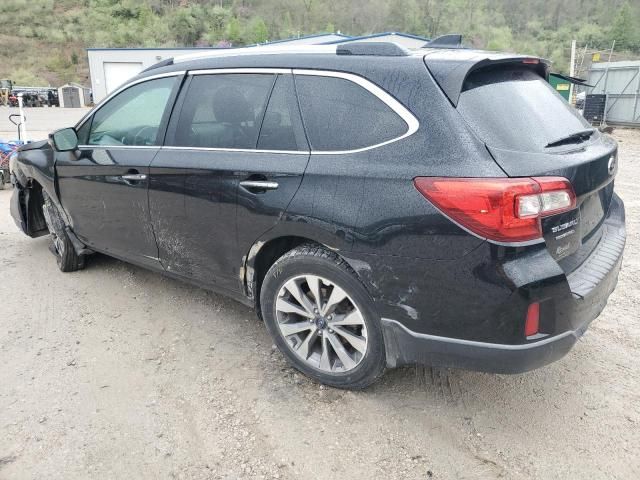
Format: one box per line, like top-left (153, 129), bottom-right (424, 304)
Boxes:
top-left (148, 71), bottom-right (309, 292)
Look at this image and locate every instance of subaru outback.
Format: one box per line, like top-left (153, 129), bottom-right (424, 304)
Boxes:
top-left (10, 41), bottom-right (625, 388)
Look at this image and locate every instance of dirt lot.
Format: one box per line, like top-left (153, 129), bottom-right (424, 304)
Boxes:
top-left (1, 127), bottom-right (639, 480)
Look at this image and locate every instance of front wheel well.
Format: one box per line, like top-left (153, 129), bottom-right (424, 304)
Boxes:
top-left (23, 179), bottom-right (48, 236)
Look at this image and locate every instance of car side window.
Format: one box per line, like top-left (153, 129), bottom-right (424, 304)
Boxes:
top-left (88, 76), bottom-right (176, 147)
top-left (172, 74), bottom-right (275, 149)
top-left (76, 117), bottom-right (91, 145)
top-left (294, 74), bottom-right (409, 152)
top-left (257, 75), bottom-right (308, 151)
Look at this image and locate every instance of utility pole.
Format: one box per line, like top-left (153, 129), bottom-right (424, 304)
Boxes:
top-left (17, 93), bottom-right (28, 142)
top-left (569, 39), bottom-right (577, 104)
top-left (602, 40), bottom-right (616, 125)
top-left (576, 42), bottom-right (588, 79)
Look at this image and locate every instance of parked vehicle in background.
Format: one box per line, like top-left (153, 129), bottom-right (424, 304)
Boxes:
top-left (46, 90), bottom-right (60, 107)
top-left (3, 88), bottom-right (60, 108)
top-left (9, 42), bottom-right (625, 388)
top-left (0, 79), bottom-right (12, 106)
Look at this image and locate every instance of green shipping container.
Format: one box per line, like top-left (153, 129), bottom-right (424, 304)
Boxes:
top-left (549, 74), bottom-right (571, 101)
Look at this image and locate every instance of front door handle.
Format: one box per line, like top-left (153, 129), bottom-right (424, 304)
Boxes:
top-left (240, 180), bottom-right (279, 191)
top-left (122, 173), bottom-right (147, 183)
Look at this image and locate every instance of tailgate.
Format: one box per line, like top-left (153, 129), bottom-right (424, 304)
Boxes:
top-left (453, 62), bottom-right (618, 271)
top-left (488, 140), bottom-right (617, 268)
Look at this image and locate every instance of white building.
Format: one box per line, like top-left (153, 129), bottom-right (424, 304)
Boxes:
top-left (87, 47), bottom-right (220, 102)
top-left (87, 32), bottom-right (430, 102)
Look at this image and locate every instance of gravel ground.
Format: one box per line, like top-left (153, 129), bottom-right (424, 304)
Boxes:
top-left (0, 128), bottom-right (639, 480)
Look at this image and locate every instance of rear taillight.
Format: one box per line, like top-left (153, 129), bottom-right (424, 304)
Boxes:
top-left (413, 177), bottom-right (576, 243)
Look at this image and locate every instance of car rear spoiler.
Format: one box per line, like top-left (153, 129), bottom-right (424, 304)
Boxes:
top-left (423, 50), bottom-right (551, 106)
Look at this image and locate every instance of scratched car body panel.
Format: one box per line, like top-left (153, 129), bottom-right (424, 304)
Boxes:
top-left (10, 42), bottom-right (625, 386)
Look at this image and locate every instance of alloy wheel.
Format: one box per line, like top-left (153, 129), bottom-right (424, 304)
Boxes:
top-left (275, 274), bottom-right (368, 373)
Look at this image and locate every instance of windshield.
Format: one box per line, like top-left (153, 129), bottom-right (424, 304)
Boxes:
top-left (457, 67), bottom-right (592, 152)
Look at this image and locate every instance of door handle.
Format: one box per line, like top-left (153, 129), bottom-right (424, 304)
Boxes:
top-left (122, 173), bottom-right (147, 183)
top-left (240, 180), bottom-right (279, 191)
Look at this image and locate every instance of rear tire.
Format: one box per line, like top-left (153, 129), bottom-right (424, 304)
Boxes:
top-left (42, 193), bottom-right (85, 272)
top-left (260, 244), bottom-right (385, 389)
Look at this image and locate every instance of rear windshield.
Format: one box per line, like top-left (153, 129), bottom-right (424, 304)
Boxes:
top-left (457, 68), bottom-right (591, 152)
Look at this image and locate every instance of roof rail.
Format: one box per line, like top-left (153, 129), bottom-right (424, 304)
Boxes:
top-left (424, 34), bottom-right (463, 49)
top-left (336, 42), bottom-right (410, 57)
top-left (173, 44), bottom-right (337, 64)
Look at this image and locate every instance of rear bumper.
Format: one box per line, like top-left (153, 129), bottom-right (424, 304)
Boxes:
top-left (382, 243), bottom-right (622, 373)
top-left (378, 193), bottom-right (625, 373)
top-left (382, 318), bottom-right (579, 373)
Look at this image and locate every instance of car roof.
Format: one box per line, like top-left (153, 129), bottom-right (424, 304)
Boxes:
top-left (135, 43), bottom-right (427, 81)
top-left (127, 43), bottom-right (548, 109)
top-left (138, 43), bottom-right (545, 73)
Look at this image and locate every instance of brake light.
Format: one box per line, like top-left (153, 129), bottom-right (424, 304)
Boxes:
top-left (413, 177), bottom-right (576, 243)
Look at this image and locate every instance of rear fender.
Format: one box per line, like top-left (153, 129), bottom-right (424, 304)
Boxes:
top-left (240, 220), bottom-right (354, 302)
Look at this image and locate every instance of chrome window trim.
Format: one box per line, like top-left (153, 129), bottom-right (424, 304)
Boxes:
top-left (292, 69), bottom-right (420, 155)
top-left (161, 146), bottom-right (309, 155)
top-left (74, 71), bottom-right (186, 132)
top-left (77, 145), bottom-right (159, 150)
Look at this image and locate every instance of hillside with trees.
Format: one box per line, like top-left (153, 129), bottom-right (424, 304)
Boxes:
top-left (2, 0), bottom-right (639, 86)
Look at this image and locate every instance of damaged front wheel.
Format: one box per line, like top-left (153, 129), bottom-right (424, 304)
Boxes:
top-left (42, 193), bottom-right (85, 272)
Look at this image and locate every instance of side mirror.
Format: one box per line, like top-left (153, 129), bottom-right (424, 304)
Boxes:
top-left (50, 127), bottom-right (78, 152)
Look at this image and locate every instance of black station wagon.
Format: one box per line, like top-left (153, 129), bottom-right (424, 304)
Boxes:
top-left (10, 41), bottom-right (625, 388)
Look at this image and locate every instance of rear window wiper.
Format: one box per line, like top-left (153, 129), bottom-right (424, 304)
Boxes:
top-left (545, 128), bottom-right (595, 148)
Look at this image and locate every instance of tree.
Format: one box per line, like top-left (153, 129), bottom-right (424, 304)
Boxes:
top-left (210, 5), bottom-right (231, 33)
top-left (226, 16), bottom-right (243, 45)
top-left (250, 17), bottom-right (269, 43)
top-left (169, 6), bottom-right (206, 45)
top-left (610, 2), bottom-right (636, 50)
top-left (4, 0), bottom-right (640, 84)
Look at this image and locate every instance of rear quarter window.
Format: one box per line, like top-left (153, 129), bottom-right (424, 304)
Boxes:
top-left (294, 74), bottom-right (409, 152)
top-left (457, 68), bottom-right (591, 152)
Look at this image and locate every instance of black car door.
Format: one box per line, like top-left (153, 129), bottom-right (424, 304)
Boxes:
top-left (56, 74), bottom-right (181, 268)
top-left (148, 71), bottom-right (310, 293)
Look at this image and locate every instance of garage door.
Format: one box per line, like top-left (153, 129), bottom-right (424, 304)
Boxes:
top-left (104, 62), bottom-right (143, 95)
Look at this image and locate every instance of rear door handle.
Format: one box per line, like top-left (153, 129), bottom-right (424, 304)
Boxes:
top-left (240, 180), bottom-right (279, 191)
